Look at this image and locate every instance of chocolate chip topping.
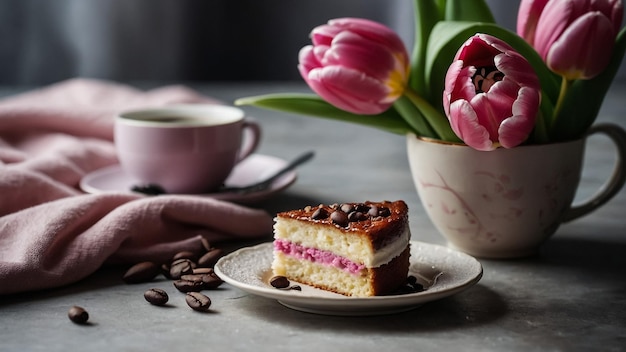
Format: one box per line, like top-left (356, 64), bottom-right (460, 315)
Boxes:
top-left (325, 202), bottom-right (393, 228)
top-left (278, 200), bottom-right (408, 250)
top-left (311, 207), bottom-right (329, 220)
top-left (330, 210), bottom-right (349, 227)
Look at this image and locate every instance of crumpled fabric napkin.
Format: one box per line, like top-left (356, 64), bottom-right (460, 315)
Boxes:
top-left (0, 78), bottom-right (273, 295)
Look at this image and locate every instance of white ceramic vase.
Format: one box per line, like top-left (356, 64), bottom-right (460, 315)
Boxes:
top-left (406, 123), bottom-right (626, 258)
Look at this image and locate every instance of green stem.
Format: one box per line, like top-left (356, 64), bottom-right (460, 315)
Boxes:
top-left (552, 76), bottom-right (572, 129)
top-left (403, 88), bottom-right (460, 142)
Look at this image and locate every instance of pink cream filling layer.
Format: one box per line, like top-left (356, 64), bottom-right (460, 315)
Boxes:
top-left (274, 239), bottom-right (365, 274)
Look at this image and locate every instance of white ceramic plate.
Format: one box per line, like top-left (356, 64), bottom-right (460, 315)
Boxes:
top-left (214, 241), bottom-right (483, 316)
top-left (79, 154), bottom-right (297, 204)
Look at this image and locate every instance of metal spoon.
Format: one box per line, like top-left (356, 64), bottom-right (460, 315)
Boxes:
top-left (217, 150), bottom-right (315, 194)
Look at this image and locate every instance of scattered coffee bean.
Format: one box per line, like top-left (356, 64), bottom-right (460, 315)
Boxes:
top-left (200, 237), bottom-right (212, 252)
top-left (407, 275), bottom-right (424, 292)
top-left (169, 258), bottom-right (194, 279)
top-left (131, 183), bottom-right (166, 195)
top-left (192, 267), bottom-right (214, 275)
top-left (330, 210), bottom-right (349, 227)
top-left (185, 292), bottom-right (211, 311)
top-left (173, 278), bottom-right (206, 293)
top-left (68, 306), bottom-right (89, 324)
top-left (173, 272), bottom-right (223, 292)
top-left (172, 250), bottom-right (198, 262)
top-left (270, 276), bottom-right (290, 289)
top-left (392, 275), bottom-right (425, 295)
top-left (200, 272), bottom-right (224, 289)
top-left (289, 285), bottom-right (302, 291)
top-left (123, 261), bottom-right (160, 284)
top-left (144, 288), bottom-right (169, 306)
top-left (197, 248), bottom-right (223, 268)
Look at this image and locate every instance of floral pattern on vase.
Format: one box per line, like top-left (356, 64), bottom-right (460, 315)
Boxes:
top-left (418, 166), bottom-right (578, 246)
top-left (404, 132), bottom-right (611, 258)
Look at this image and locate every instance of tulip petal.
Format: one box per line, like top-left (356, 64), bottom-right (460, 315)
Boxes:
top-left (324, 31), bottom-right (407, 82)
top-left (298, 17), bottom-right (410, 116)
top-left (448, 99), bottom-right (494, 151)
top-left (517, 0), bottom-right (550, 45)
top-left (498, 87), bottom-right (541, 148)
top-left (547, 12), bottom-right (615, 79)
top-left (304, 66), bottom-right (392, 115)
top-left (494, 53), bottom-right (540, 89)
top-left (533, 0), bottom-right (587, 59)
top-left (443, 33), bottom-right (541, 150)
top-left (298, 46), bottom-right (320, 74)
top-left (311, 24), bottom-right (341, 46)
top-left (327, 18), bottom-right (408, 55)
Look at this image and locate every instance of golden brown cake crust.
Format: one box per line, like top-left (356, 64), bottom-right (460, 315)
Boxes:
top-left (276, 200), bottom-right (408, 250)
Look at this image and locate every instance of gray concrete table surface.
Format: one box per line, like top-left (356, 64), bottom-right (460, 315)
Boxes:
top-left (1, 82), bottom-right (625, 352)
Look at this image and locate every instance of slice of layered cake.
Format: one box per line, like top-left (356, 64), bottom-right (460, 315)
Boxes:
top-left (272, 200), bottom-right (411, 297)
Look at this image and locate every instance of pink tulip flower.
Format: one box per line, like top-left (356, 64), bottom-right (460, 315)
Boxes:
top-left (298, 18), bottom-right (410, 115)
top-left (517, 0), bottom-right (624, 79)
top-left (443, 34), bottom-right (541, 151)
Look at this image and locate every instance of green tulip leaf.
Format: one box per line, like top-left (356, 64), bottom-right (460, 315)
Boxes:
top-left (235, 93), bottom-right (413, 135)
top-left (410, 0), bottom-right (441, 95)
top-left (443, 0), bottom-right (495, 23)
top-left (551, 27), bottom-right (626, 141)
top-left (434, 0), bottom-right (446, 19)
top-left (394, 95), bottom-right (437, 138)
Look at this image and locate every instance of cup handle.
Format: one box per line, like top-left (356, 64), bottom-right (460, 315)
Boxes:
top-left (236, 118), bottom-right (262, 162)
top-left (562, 123), bottom-right (626, 222)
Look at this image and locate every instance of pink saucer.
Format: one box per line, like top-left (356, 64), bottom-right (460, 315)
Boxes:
top-left (80, 154), bottom-right (297, 204)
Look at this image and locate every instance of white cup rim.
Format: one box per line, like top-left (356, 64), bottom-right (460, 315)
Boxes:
top-left (116, 104), bottom-right (244, 128)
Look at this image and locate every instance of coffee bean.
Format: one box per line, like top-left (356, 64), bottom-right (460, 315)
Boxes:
top-left (185, 292), bottom-right (211, 311)
top-left (175, 272), bottom-right (223, 291)
top-left (290, 285), bottom-right (302, 291)
top-left (192, 267), bottom-right (214, 275)
top-left (172, 250), bottom-right (197, 262)
top-left (201, 272), bottom-right (224, 289)
top-left (200, 237), bottom-right (212, 252)
top-left (169, 259), bottom-right (194, 279)
top-left (173, 278), bottom-right (205, 293)
top-left (197, 248), bottom-right (223, 268)
top-left (144, 288), bottom-right (169, 306)
top-left (123, 261), bottom-right (160, 284)
top-left (68, 306), bottom-right (89, 324)
top-left (270, 276), bottom-right (290, 289)
top-left (330, 210), bottom-right (349, 227)
top-left (311, 208), bottom-right (328, 220)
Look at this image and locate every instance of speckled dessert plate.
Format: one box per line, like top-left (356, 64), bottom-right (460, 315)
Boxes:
top-left (214, 241), bottom-right (483, 316)
top-left (80, 154), bottom-right (297, 204)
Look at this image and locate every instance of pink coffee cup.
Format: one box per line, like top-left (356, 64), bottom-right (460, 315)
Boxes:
top-left (114, 104), bottom-right (261, 194)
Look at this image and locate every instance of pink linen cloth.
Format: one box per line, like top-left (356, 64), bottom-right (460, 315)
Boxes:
top-left (0, 78), bottom-right (274, 295)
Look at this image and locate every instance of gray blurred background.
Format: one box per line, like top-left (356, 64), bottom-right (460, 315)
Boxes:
top-left (0, 0), bottom-right (624, 85)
